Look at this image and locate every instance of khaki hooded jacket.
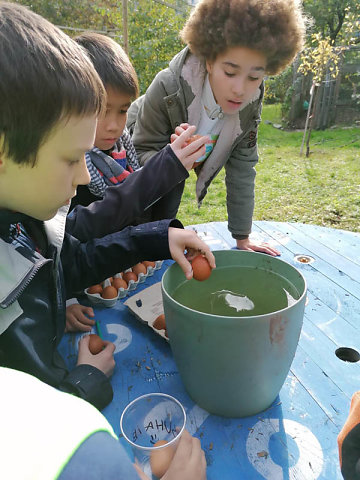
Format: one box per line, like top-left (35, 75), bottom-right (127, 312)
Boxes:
top-left (127, 47), bottom-right (264, 238)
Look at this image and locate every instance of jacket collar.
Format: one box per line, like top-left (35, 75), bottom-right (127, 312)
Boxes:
top-left (0, 206), bottom-right (67, 257)
top-left (44, 205), bottom-right (69, 259)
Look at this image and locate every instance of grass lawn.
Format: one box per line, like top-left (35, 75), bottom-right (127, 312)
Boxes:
top-left (177, 104), bottom-right (360, 232)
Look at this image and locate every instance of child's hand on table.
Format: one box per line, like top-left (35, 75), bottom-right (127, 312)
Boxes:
top-left (170, 124), bottom-right (208, 171)
top-left (65, 304), bottom-right (95, 332)
top-left (168, 227), bottom-right (215, 280)
top-left (236, 237), bottom-right (280, 256)
top-left (134, 430), bottom-right (207, 480)
top-left (77, 335), bottom-right (115, 377)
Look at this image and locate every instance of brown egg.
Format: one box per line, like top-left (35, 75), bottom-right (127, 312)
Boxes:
top-left (143, 261), bottom-right (156, 269)
top-left (185, 135), bottom-right (205, 168)
top-left (123, 271), bottom-right (138, 283)
top-left (153, 314), bottom-right (166, 331)
top-left (88, 334), bottom-right (105, 354)
top-left (87, 284), bottom-right (103, 295)
top-left (132, 263), bottom-right (147, 276)
top-left (101, 285), bottom-right (118, 299)
top-left (192, 254), bottom-right (212, 281)
top-left (150, 440), bottom-right (175, 478)
top-left (184, 134), bottom-right (202, 146)
top-left (112, 277), bottom-right (128, 290)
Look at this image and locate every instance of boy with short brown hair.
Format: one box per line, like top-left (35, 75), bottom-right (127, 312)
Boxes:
top-left (0, 1), bottom-right (214, 411)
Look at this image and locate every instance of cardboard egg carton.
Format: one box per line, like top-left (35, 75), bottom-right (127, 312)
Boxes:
top-left (124, 282), bottom-right (169, 341)
top-left (84, 261), bottom-right (163, 308)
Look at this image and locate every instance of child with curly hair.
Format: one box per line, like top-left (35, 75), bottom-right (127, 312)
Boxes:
top-left (128, 0), bottom-right (307, 254)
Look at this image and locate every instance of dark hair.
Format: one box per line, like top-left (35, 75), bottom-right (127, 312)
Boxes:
top-left (75, 32), bottom-right (139, 98)
top-left (180, 0), bottom-right (306, 75)
top-left (0, 2), bottom-right (105, 166)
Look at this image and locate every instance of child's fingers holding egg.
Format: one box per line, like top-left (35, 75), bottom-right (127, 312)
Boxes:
top-left (172, 123), bottom-right (191, 139)
top-left (101, 340), bottom-right (116, 354)
top-left (172, 124), bottom-right (196, 146)
top-left (185, 241), bottom-right (216, 270)
top-left (170, 127), bottom-right (209, 171)
top-left (182, 134), bottom-right (209, 164)
top-left (168, 227), bottom-right (216, 280)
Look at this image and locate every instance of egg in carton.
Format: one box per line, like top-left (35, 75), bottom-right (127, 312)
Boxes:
top-left (128, 263), bottom-right (148, 285)
top-left (124, 283), bottom-right (169, 341)
top-left (122, 269), bottom-right (140, 291)
top-left (112, 274), bottom-right (131, 299)
top-left (84, 261), bottom-right (162, 306)
top-left (149, 313), bottom-right (168, 341)
top-left (85, 278), bottom-right (121, 308)
top-left (143, 260), bottom-right (163, 277)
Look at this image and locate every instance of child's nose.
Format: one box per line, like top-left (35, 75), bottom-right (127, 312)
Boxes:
top-left (107, 114), bottom-right (122, 132)
top-left (107, 117), bottom-right (119, 132)
top-left (75, 155), bottom-right (91, 187)
top-left (107, 113), bottom-right (127, 135)
top-left (232, 77), bottom-right (245, 97)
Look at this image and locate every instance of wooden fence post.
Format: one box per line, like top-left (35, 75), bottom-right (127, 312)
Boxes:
top-left (300, 82), bottom-right (316, 156)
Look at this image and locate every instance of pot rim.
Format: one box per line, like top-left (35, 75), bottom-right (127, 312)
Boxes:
top-left (162, 250), bottom-right (307, 321)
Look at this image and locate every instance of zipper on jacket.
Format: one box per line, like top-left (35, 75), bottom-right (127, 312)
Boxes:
top-left (0, 258), bottom-right (51, 308)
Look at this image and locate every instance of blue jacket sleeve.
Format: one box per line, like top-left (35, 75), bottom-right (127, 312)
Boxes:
top-left (66, 144), bottom-right (188, 242)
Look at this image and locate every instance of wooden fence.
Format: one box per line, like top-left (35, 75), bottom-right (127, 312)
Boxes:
top-left (289, 45), bottom-right (360, 129)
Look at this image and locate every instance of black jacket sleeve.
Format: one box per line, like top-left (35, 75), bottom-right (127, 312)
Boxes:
top-left (0, 287), bottom-right (114, 411)
top-left (59, 364), bottom-right (113, 411)
top-left (66, 145), bottom-right (188, 241)
top-left (61, 219), bottom-right (183, 296)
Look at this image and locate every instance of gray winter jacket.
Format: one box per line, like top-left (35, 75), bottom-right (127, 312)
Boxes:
top-left (127, 47), bottom-right (264, 238)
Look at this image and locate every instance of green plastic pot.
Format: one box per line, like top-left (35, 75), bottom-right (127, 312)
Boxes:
top-left (161, 250), bottom-right (307, 417)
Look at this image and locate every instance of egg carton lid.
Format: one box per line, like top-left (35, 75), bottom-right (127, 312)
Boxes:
top-left (124, 282), bottom-right (168, 341)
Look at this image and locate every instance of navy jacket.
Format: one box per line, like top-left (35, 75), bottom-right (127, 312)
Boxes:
top-left (0, 208), bottom-right (182, 410)
top-left (67, 143), bottom-right (189, 240)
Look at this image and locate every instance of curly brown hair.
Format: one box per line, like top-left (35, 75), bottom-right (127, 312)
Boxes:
top-left (180, 0), bottom-right (306, 75)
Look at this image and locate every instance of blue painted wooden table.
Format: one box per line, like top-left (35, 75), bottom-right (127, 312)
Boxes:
top-left (59, 221), bottom-right (360, 480)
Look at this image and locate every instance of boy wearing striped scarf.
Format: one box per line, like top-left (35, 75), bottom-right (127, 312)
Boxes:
top-left (65, 32), bottom-right (208, 332)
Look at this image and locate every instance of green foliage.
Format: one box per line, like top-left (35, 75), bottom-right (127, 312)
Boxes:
top-left (15, 0), bottom-right (108, 31)
top-left (127, 1), bottom-right (189, 93)
top-left (264, 67), bottom-right (293, 105)
top-left (281, 84), bottom-right (295, 119)
top-left (341, 3), bottom-right (360, 45)
top-left (14, 0), bottom-right (189, 95)
top-left (299, 33), bottom-right (342, 84)
top-left (302, 0), bottom-right (358, 45)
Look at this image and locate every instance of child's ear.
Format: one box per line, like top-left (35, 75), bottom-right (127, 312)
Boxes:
top-left (205, 59), bottom-right (213, 74)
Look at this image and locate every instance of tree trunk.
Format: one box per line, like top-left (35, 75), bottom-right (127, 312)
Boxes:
top-left (305, 84), bottom-right (322, 157)
top-left (300, 82), bottom-right (316, 156)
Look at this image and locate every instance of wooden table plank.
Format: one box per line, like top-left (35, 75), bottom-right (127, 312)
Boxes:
top-left (257, 221), bottom-right (360, 298)
top-left (289, 222), bottom-right (360, 266)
